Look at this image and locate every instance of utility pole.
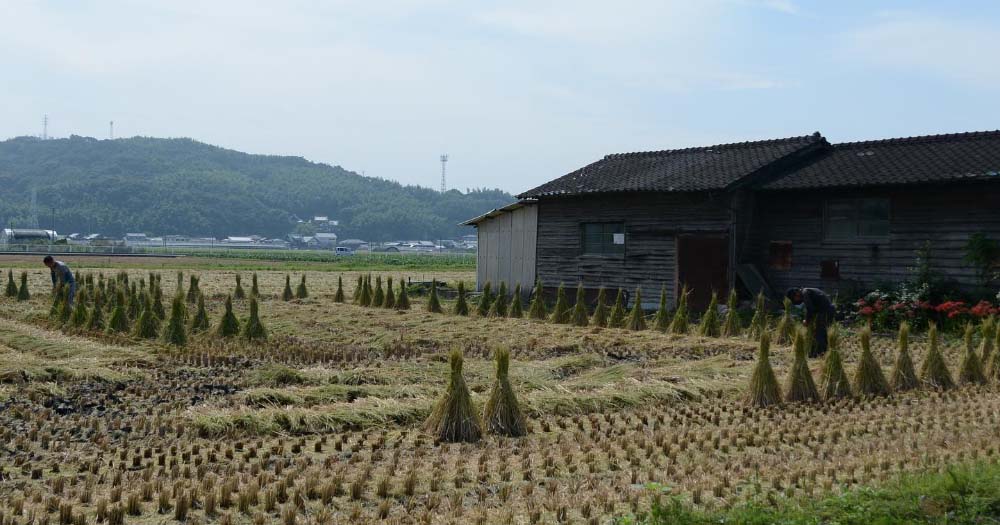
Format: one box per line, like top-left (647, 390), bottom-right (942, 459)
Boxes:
top-left (27, 188), bottom-right (39, 229)
top-left (109, 120), bottom-right (114, 139)
top-left (42, 115), bottom-right (48, 140)
top-left (440, 154), bottom-right (448, 193)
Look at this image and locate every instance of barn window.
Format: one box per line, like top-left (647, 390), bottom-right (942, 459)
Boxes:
top-left (824, 198), bottom-right (889, 240)
top-left (581, 222), bottom-right (625, 255)
top-left (768, 241), bottom-right (793, 270)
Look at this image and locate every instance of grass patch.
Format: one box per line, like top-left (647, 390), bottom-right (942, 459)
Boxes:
top-left (623, 461), bottom-right (1000, 525)
top-left (249, 363), bottom-right (308, 386)
top-left (0, 317), bottom-right (150, 384)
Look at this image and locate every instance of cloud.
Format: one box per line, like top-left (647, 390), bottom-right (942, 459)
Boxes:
top-left (843, 10), bottom-right (1000, 87)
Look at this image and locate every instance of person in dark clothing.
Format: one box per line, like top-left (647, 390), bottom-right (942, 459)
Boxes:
top-left (786, 287), bottom-right (836, 357)
top-left (43, 256), bottom-right (76, 307)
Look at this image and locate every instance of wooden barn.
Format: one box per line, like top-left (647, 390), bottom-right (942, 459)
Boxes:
top-left (464, 131), bottom-right (1000, 309)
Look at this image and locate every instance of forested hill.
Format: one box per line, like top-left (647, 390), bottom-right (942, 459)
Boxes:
top-left (0, 135), bottom-right (512, 240)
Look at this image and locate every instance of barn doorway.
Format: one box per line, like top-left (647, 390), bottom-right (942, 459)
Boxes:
top-left (677, 235), bottom-right (730, 311)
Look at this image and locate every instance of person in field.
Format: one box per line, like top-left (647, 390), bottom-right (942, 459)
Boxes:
top-left (44, 256), bottom-right (76, 307)
top-left (786, 287), bottom-right (835, 358)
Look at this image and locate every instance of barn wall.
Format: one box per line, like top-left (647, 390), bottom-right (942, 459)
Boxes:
top-left (749, 182), bottom-right (1000, 297)
top-left (534, 192), bottom-right (732, 306)
top-left (474, 205), bottom-right (537, 294)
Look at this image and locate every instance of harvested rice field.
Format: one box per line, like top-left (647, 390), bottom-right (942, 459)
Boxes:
top-left (1, 260), bottom-right (999, 524)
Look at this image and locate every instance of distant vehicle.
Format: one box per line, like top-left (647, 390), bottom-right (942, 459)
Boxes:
top-left (335, 246), bottom-right (354, 255)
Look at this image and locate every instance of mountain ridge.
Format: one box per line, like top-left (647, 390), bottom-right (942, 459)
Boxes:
top-left (0, 135), bottom-right (511, 241)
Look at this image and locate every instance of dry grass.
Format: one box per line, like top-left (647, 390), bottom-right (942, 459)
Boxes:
top-left (0, 263), bottom-right (997, 524)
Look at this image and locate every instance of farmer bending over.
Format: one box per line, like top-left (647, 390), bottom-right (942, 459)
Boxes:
top-left (44, 256), bottom-right (76, 307)
top-left (786, 287), bottom-right (835, 358)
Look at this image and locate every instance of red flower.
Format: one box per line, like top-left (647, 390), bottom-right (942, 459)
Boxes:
top-left (859, 306), bottom-right (875, 317)
top-left (935, 301), bottom-right (967, 314)
top-left (970, 300), bottom-right (998, 318)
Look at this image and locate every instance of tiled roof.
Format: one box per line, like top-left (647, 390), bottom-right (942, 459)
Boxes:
top-left (516, 133), bottom-right (825, 198)
top-left (764, 130), bottom-right (1000, 190)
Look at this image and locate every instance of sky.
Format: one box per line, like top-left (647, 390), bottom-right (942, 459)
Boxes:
top-left (3, 0), bottom-right (1000, 194)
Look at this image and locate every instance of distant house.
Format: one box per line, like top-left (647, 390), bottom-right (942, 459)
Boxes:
top-left (123, 233), bottom-right (151, 246)
top-left (315, 232), bottom-right (338, 248)
top-left (224, 236), bottom-right (254, 244)
top-left (464, 130), bottom-right (1000, 309)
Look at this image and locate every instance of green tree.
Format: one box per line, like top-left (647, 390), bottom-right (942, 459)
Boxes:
top-left (964, 233), bottom-right (1000, 287)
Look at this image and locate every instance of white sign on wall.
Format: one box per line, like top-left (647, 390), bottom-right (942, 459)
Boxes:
top-left (612, 233), bottom-right (625, 245)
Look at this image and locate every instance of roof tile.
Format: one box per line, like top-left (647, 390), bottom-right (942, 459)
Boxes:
top-left (764, 130), bottom-right (1000, 190)
top-left (517, 133), bottom-right (824, 198)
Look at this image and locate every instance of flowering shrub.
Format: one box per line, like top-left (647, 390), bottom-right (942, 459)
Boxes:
top-left (847, 283), bottom-right (998, 332)
top-left (847, 284), bottom-right (1000, 331)
top-left (850, 283), bottom-right (933, 331)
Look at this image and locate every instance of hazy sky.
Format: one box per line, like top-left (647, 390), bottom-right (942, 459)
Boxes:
top-left (3, 1), bottom-right (999, 194)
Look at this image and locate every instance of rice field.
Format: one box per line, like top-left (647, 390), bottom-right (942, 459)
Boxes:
top-left (1, 260), bottom-right (999, 524)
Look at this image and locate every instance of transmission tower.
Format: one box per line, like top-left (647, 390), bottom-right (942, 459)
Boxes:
top-left (110, 120), bottom-right (114, 139)
top-left (42, 115), bottom-right (48, 140)
top-left (27, 188), bottom-right (39, 229)
top-left (440, 154), bottom-right (448, 193)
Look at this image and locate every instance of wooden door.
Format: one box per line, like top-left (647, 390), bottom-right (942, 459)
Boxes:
top-left (677, 235), bottom-right (730, 311)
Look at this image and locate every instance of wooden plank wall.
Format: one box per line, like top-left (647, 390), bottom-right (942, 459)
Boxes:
top-left (534, 193), bottom-right (732, 306)
top-left (749, 183), bottom-right (1000, 296)
top-left (474, 205), bottom-right (537, 294)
